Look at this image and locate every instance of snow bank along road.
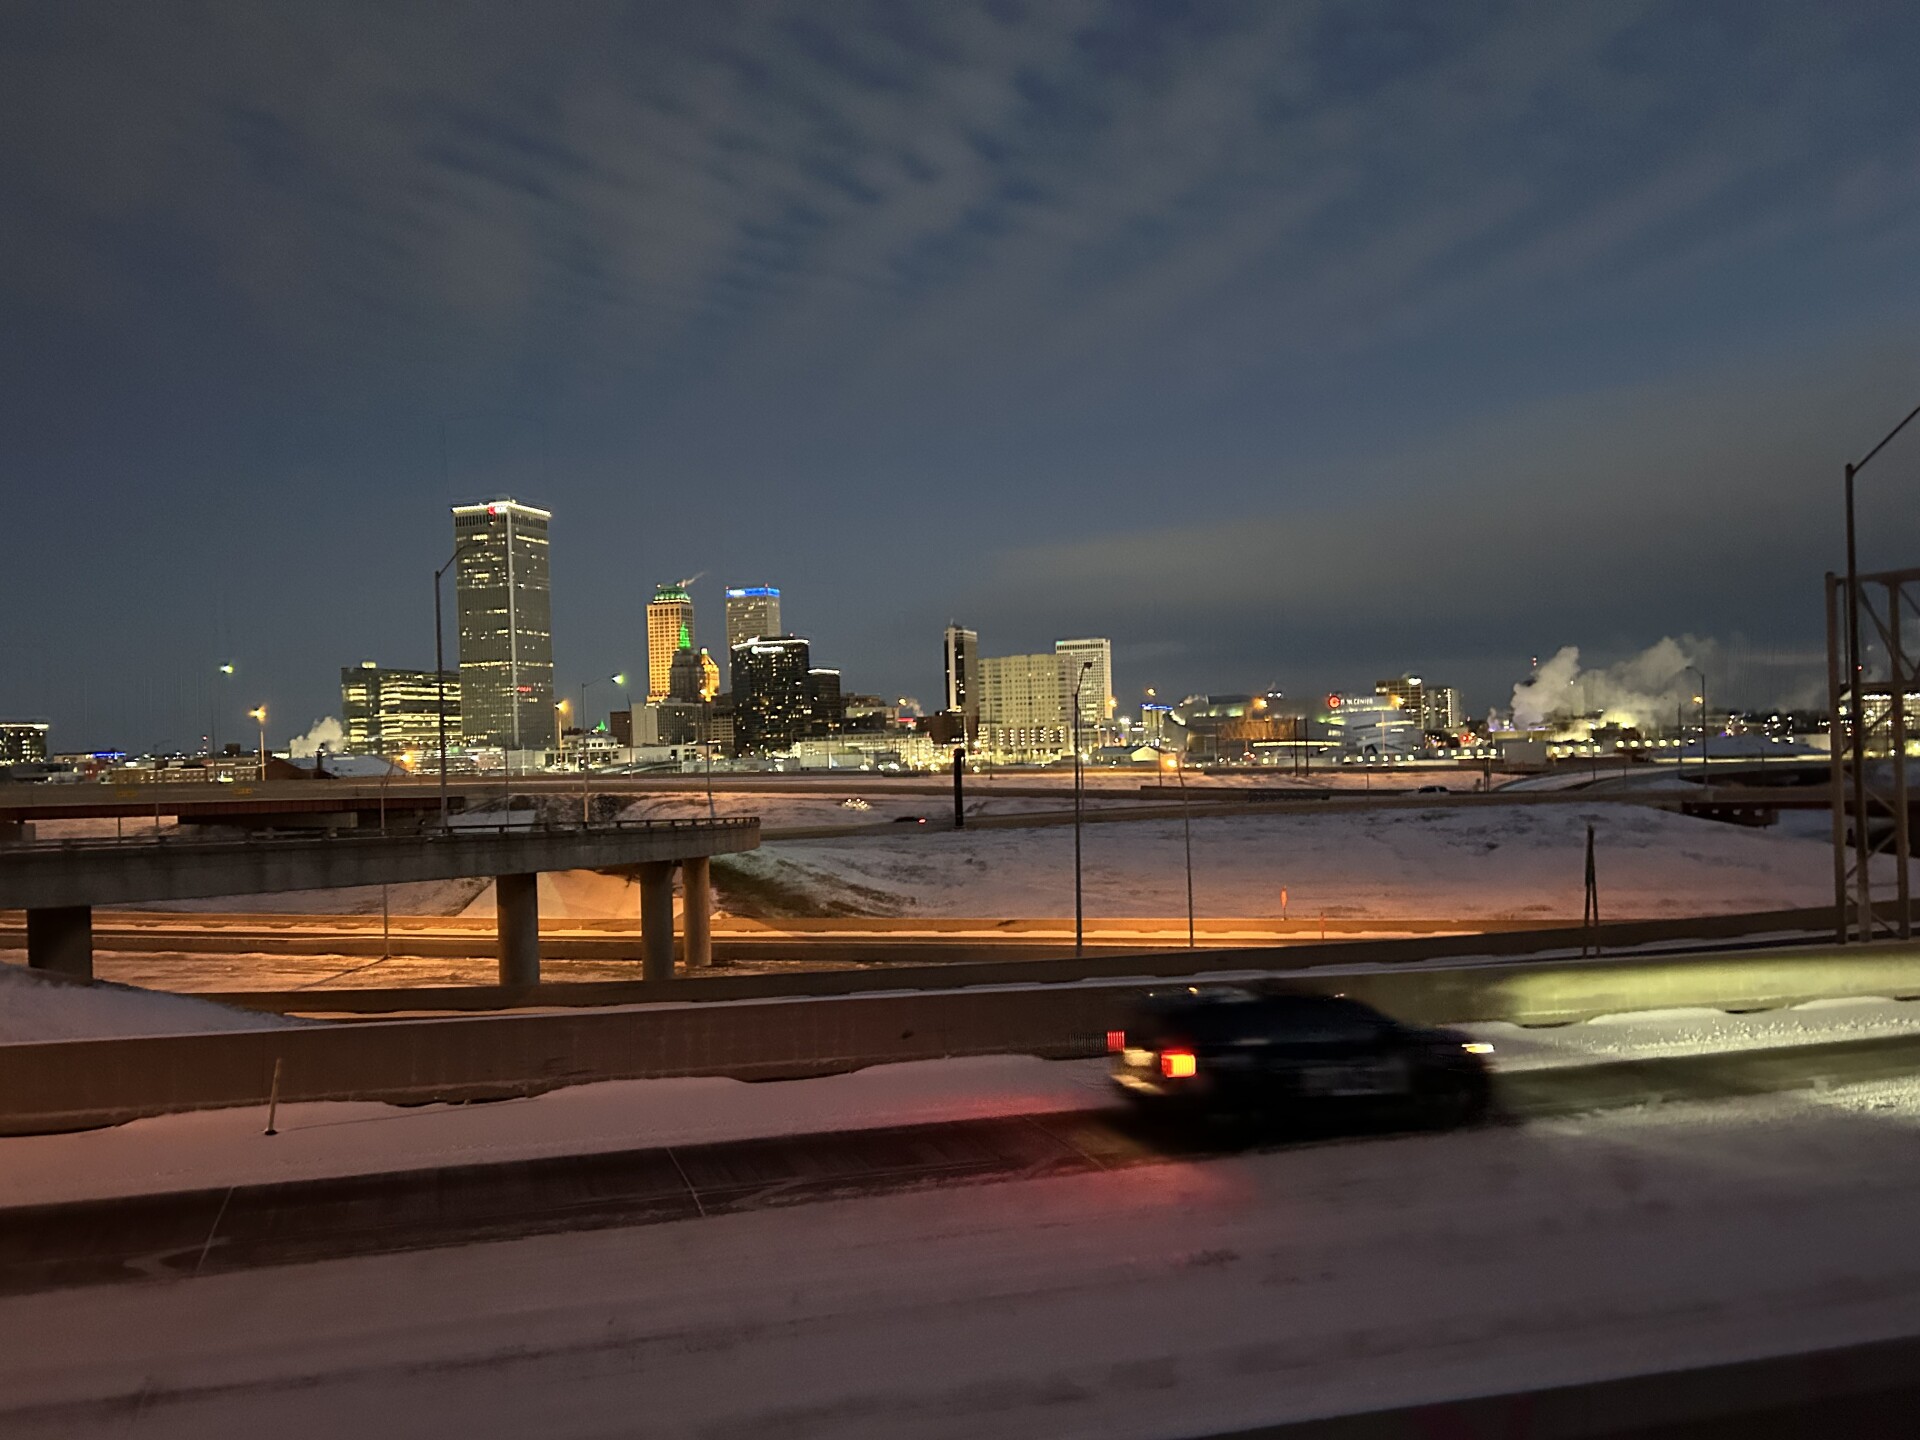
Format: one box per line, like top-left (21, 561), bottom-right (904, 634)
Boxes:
top-left (3, 1024), bottom-right (1918, 1300)
top-left (6, 1073), bottom-right (1920, 1439)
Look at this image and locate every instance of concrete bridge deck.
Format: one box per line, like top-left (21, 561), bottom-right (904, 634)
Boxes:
top-left (0, 818), bottom-right (758, 984)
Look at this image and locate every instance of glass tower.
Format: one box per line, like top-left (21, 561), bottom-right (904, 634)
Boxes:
top-left (452, 499), bottom-right (555, 751)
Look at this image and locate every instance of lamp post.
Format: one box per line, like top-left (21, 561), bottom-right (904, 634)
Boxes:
top-left (1072, 659), bottom-right (1093, 957)
top-left (433, 539), bottom-right (483, 830)
top-left (1685, 666), bottom-right (1707, 785)
top-left (1839, 401), bottom-right (1920, 941)
top-left (247, 706), bottom-right (268, 778)
top-left (211, 662), bottom-right (234, 757)
top-left (1168, 749), bottom-right (1195, 948)
top-left (575, 673), bottom-right (625, 825)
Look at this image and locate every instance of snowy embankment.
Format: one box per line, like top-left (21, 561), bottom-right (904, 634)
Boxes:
top-left (728, 803), bottom-right (1838, 919)
top-left (4, 995), bottom-right (1918, 1210)
top-left (0, 964), bottom-right (306, 1046)
top-left (6, 1078), bottom-right (1920, 1439)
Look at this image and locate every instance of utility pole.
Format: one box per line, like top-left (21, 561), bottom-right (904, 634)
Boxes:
top-left (953, 747), bottom-right (965, 829)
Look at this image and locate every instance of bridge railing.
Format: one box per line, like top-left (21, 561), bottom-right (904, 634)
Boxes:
top-left (0, 815), bottom-right (760, 856)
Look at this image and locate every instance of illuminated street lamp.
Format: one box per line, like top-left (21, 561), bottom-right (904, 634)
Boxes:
top-left (247, 706), bottom-right (268, 777)
top-left (210, 662), bottom-right (235, 757)
top-left (433, 539), bottom-right (484, 829)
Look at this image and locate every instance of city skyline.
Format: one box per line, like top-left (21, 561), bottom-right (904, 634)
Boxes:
top-left (6, 6), bottom-right (1920, 746)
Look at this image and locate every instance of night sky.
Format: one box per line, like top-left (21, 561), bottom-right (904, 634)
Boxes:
top-left (5, 2), bottom-right (1920, 751)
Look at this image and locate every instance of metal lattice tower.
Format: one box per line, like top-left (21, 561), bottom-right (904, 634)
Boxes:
top-left (1825, 565), bottom-right (1918, 942)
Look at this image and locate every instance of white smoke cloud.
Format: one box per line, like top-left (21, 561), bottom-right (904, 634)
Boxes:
top-left (1510, 637), bottom-right (1717, 731)
top-left (289, 716), bottom-right (349, 757)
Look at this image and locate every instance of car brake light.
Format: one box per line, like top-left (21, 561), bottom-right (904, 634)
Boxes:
top-left (1160, 1049), bottom-right (1197, 1079)
top-left (1106, 1030), bottom-right (1126, 1053)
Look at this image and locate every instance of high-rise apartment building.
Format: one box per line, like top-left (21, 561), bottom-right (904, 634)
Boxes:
top-left (943, 624), bottom-right (979, 738)
top-left (452, 499), bottom-right (554, 751)
top-left (340, 663), bottom-right (459, 758)
top-left (731, 635), bottom-right (812, 755)
top-left (1055, 637), bottom-right (1114, 721)
top-left (646, 584), bottom-right (695, 702)
top-left (978, 651), bottom-right (1079, 762)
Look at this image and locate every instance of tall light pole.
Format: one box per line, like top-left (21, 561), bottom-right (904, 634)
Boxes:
top-left (1839, 401), bottom-right (1920, 940)
top-left (434, 539), bottom-right (482, 830)
top-left (575, 673), bottom-right (625, 825)
top-left (247, 706), bottom-right (268, 778)
top-left (210, 662), bottom-right (234, 757)
top-left (1685, 666), bottom-right (1707, 785)
top-left (1072, 659), bottom-right (1093, 958)
top-left (1169, 748), bottom-right (1195, 947)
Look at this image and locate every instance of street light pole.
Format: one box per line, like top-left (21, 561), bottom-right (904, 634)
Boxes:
top-left (1176, 748), bottom-right (1194, 948)
top-left (434, 539), bottom-right (482, 831)
top-left (1685, 666), bottom-right (1707, 786)
top-left (248, 706), bottom-right (267, 778)
top-left (1072, 660), bottom-right (1093, 958)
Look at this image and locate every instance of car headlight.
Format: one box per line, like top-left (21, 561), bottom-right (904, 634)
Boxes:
top-left (1461, 1042), bottom-right (1494, 1055)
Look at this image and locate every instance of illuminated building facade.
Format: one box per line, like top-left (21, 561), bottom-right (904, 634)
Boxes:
top-left (978, 652), bottom-right (1077, 762)
top-left (724, 586), bottom-right (782, 667)
top-left (0, 721), bottom-right (50, 764)
top-left (1375, 674), bottom-right (1463, 734)
top-left (731, 635), bottom-right (812, 755)
top-left (1055, 637), bottom-right (1114, 721)
top-left (340, 663), bottom-right (459, 758)
top-left (647, 584), bottom-right (695, 702)
top-left (807, 667), bottom-right (844, 736)
top-left (452, 499), bottom-right (554, 751)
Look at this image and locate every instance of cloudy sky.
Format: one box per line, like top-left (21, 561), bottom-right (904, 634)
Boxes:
top-left (4, 1), bottom-right (1919, 748)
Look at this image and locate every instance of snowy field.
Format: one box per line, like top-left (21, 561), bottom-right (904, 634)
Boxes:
top-left (5, 1076), bottom-right (1920, 1438)
top-left (724, 803), bottom-right (1838, 919)
top-left (0, 964), bottom-right (306, 1045)
top-left (7, 996), bottom-right (1920, 1208)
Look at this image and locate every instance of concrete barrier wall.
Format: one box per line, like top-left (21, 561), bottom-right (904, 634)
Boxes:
top-left (201, 903), bottom-right (1855, 1014)
top-left (3, 939), bottom-right (1919, 1134)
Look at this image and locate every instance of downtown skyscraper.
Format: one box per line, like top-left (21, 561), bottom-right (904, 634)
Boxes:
top-left (452, 499), bottom-right (555, 751)
top-left (724, 585), bottom-right (781, 690)
top-left (647, 582), bottom-right (695, 702)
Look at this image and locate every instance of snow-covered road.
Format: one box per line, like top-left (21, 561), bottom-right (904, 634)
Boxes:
top-left (4, 1079), bottom-right (1919, 1439)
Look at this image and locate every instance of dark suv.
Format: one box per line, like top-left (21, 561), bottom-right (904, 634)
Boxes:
top-left (1109, 987), bottom-right (1492, 1128)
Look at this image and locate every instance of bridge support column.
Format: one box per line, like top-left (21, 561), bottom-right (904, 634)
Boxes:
top-left (638, 861), bottom-right (676, 980)
top-left (496, 873), bottom-right (539, 987)
top-left (27, 906), bottom-right (92, 979)
top-left (681, 857), bottom-right (712, 970)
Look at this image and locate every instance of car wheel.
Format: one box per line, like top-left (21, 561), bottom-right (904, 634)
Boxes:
top-left (1424, 1071), bottom-right (1489, 1130)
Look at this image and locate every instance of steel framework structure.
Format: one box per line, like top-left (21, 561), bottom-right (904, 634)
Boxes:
top-left (1826, 565), bottom-right (1918, 942)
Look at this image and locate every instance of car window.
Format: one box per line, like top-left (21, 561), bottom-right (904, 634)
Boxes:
top-left (1265, 996), bottom-right (1389, 1044)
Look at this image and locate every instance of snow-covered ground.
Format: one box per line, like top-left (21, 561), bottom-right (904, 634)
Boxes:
top-left (0, 964), bottom-right (307, 1045)
top-left (5, 1077), bottom-right (1920, 1439)
top-left (7, 996), bottom-right (1919, 1209)
top-left (727, 803), bottom-right (1838, 919)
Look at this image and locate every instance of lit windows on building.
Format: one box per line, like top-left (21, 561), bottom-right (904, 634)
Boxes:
top-left (340, 663), bottom-right (459, 758)
top-left (452, 499), bottom-right (554, 751)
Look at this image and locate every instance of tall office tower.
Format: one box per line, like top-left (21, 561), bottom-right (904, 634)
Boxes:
top-left (452, 499), bottom-right (554, 751)
top-left (647, 583), bottom-right (695, 702)
top-left (943, 624), bottom-right (979, 738)
top-left (1055, 637), bottom-right (1114, 721)
top-left (724, 586), bottom-right (782, 687)
top-left (731, 635), bottom-right (812, 755)
top-left (340, 663), bottom-right (460, 757)
top-left (978, 651), bottom-right (1077, 762)
top-left (807, 667), bottom-right (843, 736)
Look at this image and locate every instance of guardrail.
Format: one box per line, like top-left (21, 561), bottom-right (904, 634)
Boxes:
top-left (4, 937), bottom-right (1918, 1134)
top-left (0, 815), bottom-right (758, 856)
